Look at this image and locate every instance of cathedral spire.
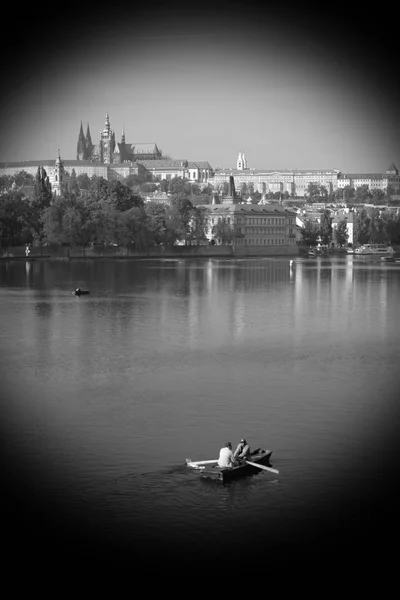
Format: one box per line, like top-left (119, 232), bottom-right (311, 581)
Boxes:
top-left (121, 126), bottom-right (125, 144)
top-left (86, 123), bottom-right (92, 147)
top-left (103, 113), bottom-right (110, 134)
top-left (77, 122), bottom-right (86, 160)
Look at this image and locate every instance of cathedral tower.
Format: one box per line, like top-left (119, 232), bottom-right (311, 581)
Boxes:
top-left (100, 113), bottom-right (115, 164)
top-left (50, 150), bottom-right (69, 196)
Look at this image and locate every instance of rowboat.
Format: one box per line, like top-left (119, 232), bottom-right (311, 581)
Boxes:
top-left (186, 447), bottom-right (275, 482)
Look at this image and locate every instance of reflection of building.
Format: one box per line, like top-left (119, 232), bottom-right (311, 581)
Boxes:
top-left (206, 203), bottom-right (297, 249)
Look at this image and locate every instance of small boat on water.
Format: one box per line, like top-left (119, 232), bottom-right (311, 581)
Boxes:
top-left (186, 448), bottom-right (275, 482)
top-left (74, 288), bottom-right (90, 296)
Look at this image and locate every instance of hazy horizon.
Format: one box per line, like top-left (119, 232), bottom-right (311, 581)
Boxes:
top-left (1, 3), bottom-right (399, 174)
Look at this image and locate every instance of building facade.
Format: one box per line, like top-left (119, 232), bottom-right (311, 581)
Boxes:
top-left (337, 164), bottom-right (400, 192)
top-left (139, 159), bottom-right (213, 182)
top-left (210, 155), bottom-right (339, 197)
top-left (205, 203), bottom-right (297, 248)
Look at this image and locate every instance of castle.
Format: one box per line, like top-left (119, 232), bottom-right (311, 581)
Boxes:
top-left (77, 113), bottom-right (162, 164)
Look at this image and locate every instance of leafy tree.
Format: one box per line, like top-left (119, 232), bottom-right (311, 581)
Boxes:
top-left (386, 213), bottom-right (400, 244)
top-left (140, 182), bottom-right (158, 194)
top-left (0, 192), bottom-right (33, 246)
top-left (13, 170), bottom-right (35, 188)
top-left (212, 216), bottom-right (236, 245)
top-left (221, 181), bottom-right (229, 196)
top-left (30, 167), bottom-right (53, 243)
top-left (186, 206), bottom-right (209, 245)
top-left (0, 175), bottom-right (13, 192)
top-left (68, 169), bottom-right (80, 196)
top-left (354, 209), bottom-right (371, 244)
top-left (168, 177), bottom-right (191, 198)
top-left (354, 184), bottom-right (372, 203)
top-left (333, 219), bottom-right (349, 247)
top-left (201, 184), bottom-right (214, 196)
top-left (144, 201), bottom-right (168, 245)
top-left (319, 209), bottom-right (332, 245)
top-left (300, 220), bottom-right (319, 246)
top-left (107, 180), bottom-right (143, 211)
top-left (307, 183), bottom-right (321, 200)
top-left (241, 182), bottom-right (248, 198)
top-left (76, 173), bottom-right (91, 190)
top-left (160, 179), bottom-right (169, 193)
top-left (369, 209), bottom-right (388, 243)
top-left (319, 185), bottom-right (328, 198)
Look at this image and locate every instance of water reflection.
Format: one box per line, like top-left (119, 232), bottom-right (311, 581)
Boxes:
top-left (1, 256), bottom-right (400, 561)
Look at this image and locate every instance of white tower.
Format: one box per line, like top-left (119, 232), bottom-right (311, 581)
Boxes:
top-left (237, 152), bottom-right (243, 170)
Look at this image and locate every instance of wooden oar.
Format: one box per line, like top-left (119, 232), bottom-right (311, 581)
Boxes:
top-left (186, 459), bottom-right (218, 467)
top-left (245, 460), bottom-right (279, 474)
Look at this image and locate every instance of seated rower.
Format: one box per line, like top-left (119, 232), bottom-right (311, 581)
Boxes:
top-left (218, 442), bottom-right (235, 468)
top-left (234, 438), bottom-right (251, 462)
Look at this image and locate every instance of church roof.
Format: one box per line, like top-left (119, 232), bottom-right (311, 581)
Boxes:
top-left (188, 161), bottom-right (213, 169)
top-left (138, 159), bottom-right (188, 169)
top-left (132, 143), bottom-right (160, 154)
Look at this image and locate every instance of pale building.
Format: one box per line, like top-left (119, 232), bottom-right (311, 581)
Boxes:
top-left (205, 203), bottom-right (297, 248)
top-left (211, 155), bottom-right (339, 197)
top-left (139, 159), bottom-right (213, 182)
top-left (336, 164), bottom-right (400, 192)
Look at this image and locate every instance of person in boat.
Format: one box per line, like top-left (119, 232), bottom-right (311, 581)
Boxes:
top-left (218, 442), bottom-right (235, 469)
top-left (234, 438), bottom-right (251, 462)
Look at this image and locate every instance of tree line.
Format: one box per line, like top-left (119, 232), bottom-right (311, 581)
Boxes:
top-left (301, 208), bottom-right (400, 247)
top-left (0, 168), bottom-right (211, 248)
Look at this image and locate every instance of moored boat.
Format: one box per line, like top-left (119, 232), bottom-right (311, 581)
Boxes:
top-left (354, 244), bottom-right (394, 256)
top-left (380, 256), bottom-right (395, 262)
top-left (187, 448), bottom-right (274, 482)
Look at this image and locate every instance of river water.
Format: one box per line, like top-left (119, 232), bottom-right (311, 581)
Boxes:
top-left (1, 256), bottom-right (400, 566)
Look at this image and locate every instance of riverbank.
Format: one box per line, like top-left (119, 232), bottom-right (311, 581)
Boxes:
top-left (0, 244), bottom-right (300, 260)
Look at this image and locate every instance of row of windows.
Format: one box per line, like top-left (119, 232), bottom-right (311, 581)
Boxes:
top-left (244, 227), bottom-right (286, 234)
top-left (244, 238), bottom-right (287, 245)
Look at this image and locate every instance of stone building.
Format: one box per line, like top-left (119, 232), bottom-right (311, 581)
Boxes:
top-left (210, 153), bottom-right (339, 197)
top-left (336, 163), bottom-right (400, 192)
top-left (205, 203), bottom-right (297, 249)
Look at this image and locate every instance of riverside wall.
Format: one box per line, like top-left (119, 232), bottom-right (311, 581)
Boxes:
top-left (1, 244), bottom-right (301, 260)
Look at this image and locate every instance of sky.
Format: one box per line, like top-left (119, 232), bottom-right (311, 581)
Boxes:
top-left (1, 1), bottom-right (399, 173)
